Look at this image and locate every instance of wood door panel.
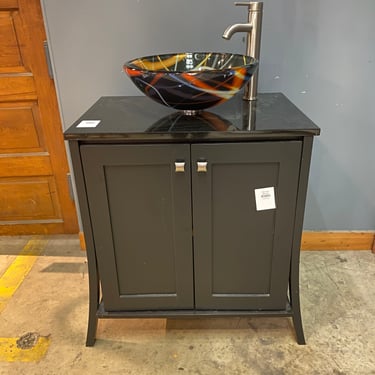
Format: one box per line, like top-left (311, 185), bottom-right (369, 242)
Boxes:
top-left (0, 177), bottom-right (61, 220)
top-left (0, 75), bottom-right (36, 99)
top-left (0, 12), bottom-right (22, 67)
top-left (0, 103), bottom-right (42, 150)
top-left (0, 154), bottom-right (52, 177)
top-left (0, 0), bottom-right (18, 10)
top-left (0, 0), bottom-right (78, 234)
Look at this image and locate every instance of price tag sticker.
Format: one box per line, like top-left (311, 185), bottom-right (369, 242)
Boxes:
top-left (76, 120), bottom-right (101, 128)
top-left (254, 187), bottom-right (276, 211)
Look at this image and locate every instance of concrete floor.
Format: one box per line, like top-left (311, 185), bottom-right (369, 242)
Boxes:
top-left (0, 235), bottom-right (374, 374)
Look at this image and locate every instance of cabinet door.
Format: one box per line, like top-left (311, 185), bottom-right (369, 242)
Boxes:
top-left (81, 144), bottom-right (194, 311)
top-left (192, 141), bottom-right (302, 310)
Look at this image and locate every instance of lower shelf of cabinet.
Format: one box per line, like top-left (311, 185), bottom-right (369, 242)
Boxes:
top-left (97, 302), bottom-right (293, 319)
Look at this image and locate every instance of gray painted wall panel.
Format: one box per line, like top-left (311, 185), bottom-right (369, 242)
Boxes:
top-left (42, 0), bottom-right (375, 230)
top-left (278, 0), bottom-right (375, 230)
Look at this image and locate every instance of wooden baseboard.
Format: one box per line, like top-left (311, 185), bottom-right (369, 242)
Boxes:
top-left (301, 231), bottom-right (375, 251)
top-left (78, 231), bottom-right (375, 252)
top-left (79, 231), bottom-right (86, 251)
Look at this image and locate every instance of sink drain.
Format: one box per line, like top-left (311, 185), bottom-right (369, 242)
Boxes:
top-left (16, 332), bottom-right (40, 349)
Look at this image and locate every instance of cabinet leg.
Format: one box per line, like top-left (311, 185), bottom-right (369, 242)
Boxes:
top-left (86, 311), bottom-right (98, 347)
top-left (85, 264), bottom-right (100, 346)
top-left (291, 310), bottom-right (306, 345)
top-left (289, 247), bottom-right (305, 344)
top-left (289, 281), bottom-right (306, 345)
top-left (86, 285), bottom-right (98, 347)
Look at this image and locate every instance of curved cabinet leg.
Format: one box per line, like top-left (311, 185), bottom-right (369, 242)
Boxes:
top-left (288, 136), bottom-right (313, 344)
top-left (289, 272), bottom-right (306, 345)
top-left (86, 296), bottom-right (98, 346)
top-left (85, 262), bottom-right (99, 346)
top-left (291, 301), bottom-right (306, 345)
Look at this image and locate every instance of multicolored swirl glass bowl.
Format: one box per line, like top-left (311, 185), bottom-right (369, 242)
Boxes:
top-left (123, 52), bottom-right (258, 113)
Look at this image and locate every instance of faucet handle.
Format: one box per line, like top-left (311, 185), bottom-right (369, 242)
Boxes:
top-left (234, 2), bottom-right (263, 11)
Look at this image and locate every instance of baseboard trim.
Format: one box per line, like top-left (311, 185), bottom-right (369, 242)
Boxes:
top-left (79, 231), bottom-right (86, 251)
top-left (301, 231), bottom-right (375, 251)
top-left (78, 231), bottom-right (375, 252)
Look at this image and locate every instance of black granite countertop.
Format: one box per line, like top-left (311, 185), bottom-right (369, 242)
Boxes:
top-left (64, 93), bottom-right (320, 142)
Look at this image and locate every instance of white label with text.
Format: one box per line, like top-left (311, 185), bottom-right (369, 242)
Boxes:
top-left (76, 120), bottom-right (101, 128)
top-left (254, 187), bottom-right (276, 211)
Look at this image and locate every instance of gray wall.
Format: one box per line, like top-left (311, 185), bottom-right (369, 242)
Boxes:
top-left (42, 0), bottom-right (375, 230)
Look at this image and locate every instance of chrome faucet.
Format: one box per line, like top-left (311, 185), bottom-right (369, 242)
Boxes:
top-left (223, 2), bottom-right (263, 101)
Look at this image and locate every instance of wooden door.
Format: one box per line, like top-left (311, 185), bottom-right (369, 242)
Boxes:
top-left (0, 0), bottom-right (78, 234)
top-left (191, 141), bottom-right (302, 310)
top-left (80, 144), bottom-right (194, 311)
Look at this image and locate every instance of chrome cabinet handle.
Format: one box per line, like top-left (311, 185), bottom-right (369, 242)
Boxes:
top-left (175, 161), bottom-right (185, 173)
top-left (197, 161), bottom-right (208, 173)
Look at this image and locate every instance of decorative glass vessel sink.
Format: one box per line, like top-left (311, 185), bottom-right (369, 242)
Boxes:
top-left (123, 52), bottom-right (258, 114)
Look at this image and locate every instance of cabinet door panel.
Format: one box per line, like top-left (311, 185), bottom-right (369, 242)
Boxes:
top-left (192, 141), bottom-right (302, 310)
top-left (81, 144), bottom-right (194, 311)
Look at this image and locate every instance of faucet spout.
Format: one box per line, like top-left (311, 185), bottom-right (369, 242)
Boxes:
top-left (222, 23), bottom-right (253, 40)
top-left (222, 2), bottom-right (263, 101)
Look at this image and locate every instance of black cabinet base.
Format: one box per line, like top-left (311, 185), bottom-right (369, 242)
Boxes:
top-left (85, 303), bottom-right (306, 346)
top-left (65, 95), bottom-right (319, 349)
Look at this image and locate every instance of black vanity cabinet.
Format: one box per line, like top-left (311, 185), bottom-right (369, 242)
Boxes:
top-left (65, 94), bottom-right (320, 346)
